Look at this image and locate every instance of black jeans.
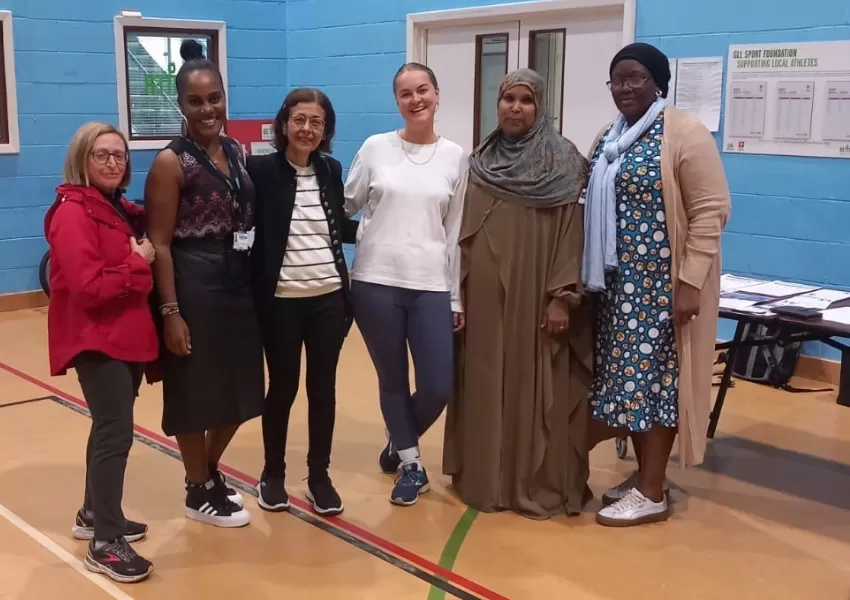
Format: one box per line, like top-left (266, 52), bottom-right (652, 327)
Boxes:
top-left (262, 290), bottom-right (347, 480)
top-left (75, 352), bottom-right (142, 541)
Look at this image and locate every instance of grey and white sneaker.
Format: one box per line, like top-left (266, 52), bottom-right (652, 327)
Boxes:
top-left (602, 471), bottom-right (669, 506)
top-left (596, 488), bottom-right (669, 527)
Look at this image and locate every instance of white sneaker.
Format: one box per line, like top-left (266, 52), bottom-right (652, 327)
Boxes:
top-left (602, 471), bottom-right (669, 506)
top-left (596, 488), bottom-right (669, 527)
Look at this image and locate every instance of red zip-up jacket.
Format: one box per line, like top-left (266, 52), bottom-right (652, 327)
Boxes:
top-left (44, 184), bottom-right (158, 376)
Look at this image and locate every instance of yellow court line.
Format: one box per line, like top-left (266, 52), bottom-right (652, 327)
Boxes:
top-left (0, 501), bottom-right (136, 600)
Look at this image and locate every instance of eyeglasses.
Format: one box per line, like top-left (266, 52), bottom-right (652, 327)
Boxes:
top-left (606, 76), bottom-right (650, 91)
top-left (290, 114), bottom-right (325, 132)
top-left (90, 149), bottom-right (128, 165)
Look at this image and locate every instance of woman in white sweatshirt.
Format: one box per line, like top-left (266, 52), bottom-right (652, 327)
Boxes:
top-left (344, 62), bottom-right (467, 507)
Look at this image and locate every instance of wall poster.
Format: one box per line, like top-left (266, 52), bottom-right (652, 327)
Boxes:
top-left (723, 40), bottom-right (850, 158)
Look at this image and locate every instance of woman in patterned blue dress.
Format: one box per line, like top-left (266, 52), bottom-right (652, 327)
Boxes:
top-left (582, 43), bottom-right (731, 527)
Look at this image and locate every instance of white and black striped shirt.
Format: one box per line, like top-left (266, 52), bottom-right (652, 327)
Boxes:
top-left (275, 161), bottom-right (342, 298)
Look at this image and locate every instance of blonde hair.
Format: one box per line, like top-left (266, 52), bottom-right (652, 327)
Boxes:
top-left (62, 122), bottom-right (132, 189)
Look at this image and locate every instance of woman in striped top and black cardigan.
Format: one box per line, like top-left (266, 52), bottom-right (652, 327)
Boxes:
top-left (248, 88), bottom-right (357, 516)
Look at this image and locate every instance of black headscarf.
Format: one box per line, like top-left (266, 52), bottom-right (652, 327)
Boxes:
top-left (610, 43), bottom-right (671, 98)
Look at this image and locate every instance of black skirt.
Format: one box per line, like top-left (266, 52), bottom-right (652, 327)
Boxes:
top-left (160, 237), bottom-right (264, 436)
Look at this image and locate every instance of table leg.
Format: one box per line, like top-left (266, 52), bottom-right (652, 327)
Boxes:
top-left (708, 321), bottom-right (746, 439)
top-left (838, 348), bottom-right (850, 408)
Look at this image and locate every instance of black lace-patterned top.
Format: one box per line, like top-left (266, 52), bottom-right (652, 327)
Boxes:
top-left (166, 136), bottom-right (255, 240)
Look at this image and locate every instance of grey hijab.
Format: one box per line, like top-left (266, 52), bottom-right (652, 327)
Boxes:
top-left (468, 68), bottom-right (587, 208)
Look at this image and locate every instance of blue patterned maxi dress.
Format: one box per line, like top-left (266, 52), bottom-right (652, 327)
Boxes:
top-left (587, 113), bottom-right (680, 431)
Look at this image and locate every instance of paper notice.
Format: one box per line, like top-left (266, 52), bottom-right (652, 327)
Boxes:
top-left (668, 59), bottom-right (678, 103)
top-left (250, 141), bottom-right (276, 156)
top-left (674, 57), bottom-right (724, 132)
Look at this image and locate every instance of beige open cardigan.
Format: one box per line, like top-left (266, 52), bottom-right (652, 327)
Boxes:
top-left (588, 106), bottom-right (732, 467)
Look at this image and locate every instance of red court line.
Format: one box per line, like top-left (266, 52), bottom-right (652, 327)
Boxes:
top-left (0, 360), bottom-right (509, 600)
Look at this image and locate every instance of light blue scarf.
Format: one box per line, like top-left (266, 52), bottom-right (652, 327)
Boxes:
top-left (582, 98), bottom-right (667, 291)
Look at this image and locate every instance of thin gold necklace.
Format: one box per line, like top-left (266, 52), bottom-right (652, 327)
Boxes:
top-left (397, 130), bottom-right (440, 165)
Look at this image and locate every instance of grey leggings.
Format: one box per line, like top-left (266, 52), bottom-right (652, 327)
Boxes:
top-left (352, 281), bottom-right (453, 452)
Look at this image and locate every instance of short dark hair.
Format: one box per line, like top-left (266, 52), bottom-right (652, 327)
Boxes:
top-left (176, 39), bottom-right (224, 100)
top-left (392, 62), bottom-right (439, 94)
top-left (273, 88), bottom-right (336, 154)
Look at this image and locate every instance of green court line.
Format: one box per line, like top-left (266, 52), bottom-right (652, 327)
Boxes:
top-left (427, 508), bottom-right (479, 600)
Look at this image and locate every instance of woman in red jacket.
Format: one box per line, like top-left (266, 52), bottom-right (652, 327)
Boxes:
top-left (45, 122), bottom-right (157, 584)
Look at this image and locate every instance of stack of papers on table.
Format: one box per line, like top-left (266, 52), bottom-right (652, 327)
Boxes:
top-left (822, 307), bottom-right (850, 326)
top-left (736, 280), bottom-right (819, 298)
top-left (769, 288), bottom-right (850, 311)
top-left (720, 274), bottom-right (765, 294)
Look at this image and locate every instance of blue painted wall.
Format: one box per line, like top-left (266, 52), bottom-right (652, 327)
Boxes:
top-left (0, 0), bottom-right (287, 293)
top-left (1, 0), bottom-right (848, 358)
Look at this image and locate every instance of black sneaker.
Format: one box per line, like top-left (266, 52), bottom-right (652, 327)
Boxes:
top-left (84, 537), bottom-right (152, 583)
top-left (306, 476), bottom-right (344, 516)
top-left (72, 508), bottom-right (147, 543)
top-left (257, 476), bottom-right (291, 512)
top-left (379, 441), bottom-right (400, 474)
top-left (185, 479), bottom-right (251, 528)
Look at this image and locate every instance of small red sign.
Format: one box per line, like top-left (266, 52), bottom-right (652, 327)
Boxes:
top-left (228, 119), bottom-right (276, 156)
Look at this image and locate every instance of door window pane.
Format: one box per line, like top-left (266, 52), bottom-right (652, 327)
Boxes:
top-left (124, 30), bottom-right (216, 140)
top-left (474, 33), bottom-right (509, 147)
top-left (529, 29), bottom-right (565, 131)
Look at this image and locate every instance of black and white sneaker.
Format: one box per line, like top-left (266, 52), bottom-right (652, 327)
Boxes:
top-left (257, 477), bottom-right (291, 512)
top-left (72, 508), bottom-right (147, 543)
top-left (185, 479), bottom-right (251, 528)
top-left (84, 537), bottom-right (152, 584)
top-left (306, 476), bottom-right (344, 516)
top-left (211, 469), bottom-right (244, 508)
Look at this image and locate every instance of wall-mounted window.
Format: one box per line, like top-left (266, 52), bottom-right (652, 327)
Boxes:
top-left (0, 11), bottom-right (20, 155)
top-left (114, 15), bottom-right (228, 150)
top-left (529, 29), bottom-right (565, 132)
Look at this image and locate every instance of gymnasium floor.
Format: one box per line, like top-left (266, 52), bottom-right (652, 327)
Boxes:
top-left (0, 306), bottom-right (848, 600)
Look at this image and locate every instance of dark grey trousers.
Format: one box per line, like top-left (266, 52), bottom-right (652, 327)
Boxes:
top-left (75, 352), bottom-right (141, 541)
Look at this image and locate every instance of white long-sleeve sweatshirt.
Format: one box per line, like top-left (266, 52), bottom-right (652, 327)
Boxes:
top-left (343, 131), bottom-right (468, 313)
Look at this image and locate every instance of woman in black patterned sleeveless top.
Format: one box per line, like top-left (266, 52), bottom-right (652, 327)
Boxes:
top-left (145, 40), bottom-right (262, 528)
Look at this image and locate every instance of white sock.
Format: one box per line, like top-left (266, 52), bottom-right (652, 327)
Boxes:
top-left (93, 540), bottom-right (108, 550)
top-left (397, 447), bottom-right (421, 467)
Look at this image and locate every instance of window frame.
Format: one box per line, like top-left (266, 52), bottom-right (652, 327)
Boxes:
top-left (528, 28), bottom-right (566, 133)
top-left (0, 11), bottom-right (20, 155)
top-left (472, 32), bottom-right (510, 149)
top-left (113, 15), bottom-right (228, 151)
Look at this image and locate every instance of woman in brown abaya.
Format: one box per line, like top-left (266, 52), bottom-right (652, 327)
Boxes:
top-left (443, 69), bottom-right (593, 519)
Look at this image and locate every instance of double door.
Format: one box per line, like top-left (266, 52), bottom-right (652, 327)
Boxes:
top-left (425, 13), bottom-right (623, 156)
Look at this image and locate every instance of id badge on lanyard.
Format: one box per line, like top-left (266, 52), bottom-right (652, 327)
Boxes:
top-left (233, 228), bottom-right (255, 252)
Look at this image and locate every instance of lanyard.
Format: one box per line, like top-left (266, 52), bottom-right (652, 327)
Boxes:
top-left (186, 136), bottom-right (241, 195)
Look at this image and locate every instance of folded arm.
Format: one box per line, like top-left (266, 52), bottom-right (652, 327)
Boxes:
top-left (49, 203), bottom-right (151, 308)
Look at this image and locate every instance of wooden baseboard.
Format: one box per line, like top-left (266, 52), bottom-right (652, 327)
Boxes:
top-left (0, 291), bottom-right (48, 312)
top-left (796, 354), bottom-right (841, 386)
